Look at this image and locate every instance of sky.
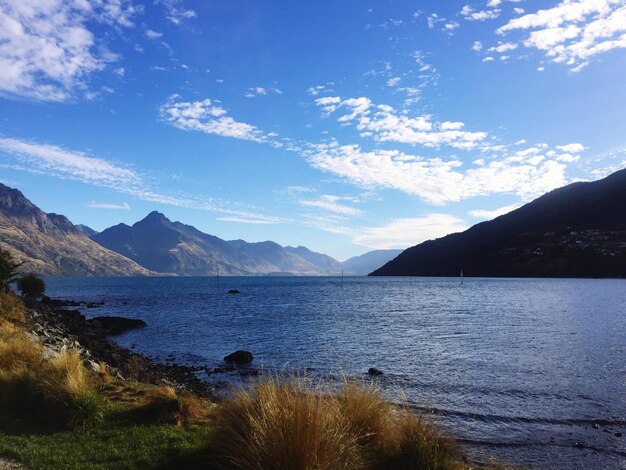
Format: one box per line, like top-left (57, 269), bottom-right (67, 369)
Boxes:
top-left (1, 0), bottom-right (625, 260)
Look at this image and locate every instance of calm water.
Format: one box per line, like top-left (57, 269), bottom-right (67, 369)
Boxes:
top-left (45, 276), bottom-right (626, 469)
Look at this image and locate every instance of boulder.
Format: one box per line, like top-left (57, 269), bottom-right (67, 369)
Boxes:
top-left (224, 350), bottom-right (253, 364)
top-left (87, 316), bottom-right (147, 336)
top-left (368, 367), bottom-right (384, 376)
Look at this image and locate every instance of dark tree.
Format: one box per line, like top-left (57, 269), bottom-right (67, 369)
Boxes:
top-left (0, 249), bottom-right (21, 292)
top-left (16, 273), bottom-right (46, 299)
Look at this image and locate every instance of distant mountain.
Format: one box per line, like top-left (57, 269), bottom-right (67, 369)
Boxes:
top-left (92, 212), bottom-right (344, 276)
top-left (372, 168), bottom-right (626, 278)
top-left (341, 249), bottom-right (403, 275)
top-left (0, 184), bottom-right (151, 276)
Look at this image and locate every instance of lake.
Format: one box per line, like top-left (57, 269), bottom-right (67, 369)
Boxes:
top-left (45, 276), bottom-right (626, 469)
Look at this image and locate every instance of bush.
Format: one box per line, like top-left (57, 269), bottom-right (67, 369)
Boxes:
top-left (210, 378), bottom-right (462, 470)
top-left (16, 273), bottom-right (45, 299)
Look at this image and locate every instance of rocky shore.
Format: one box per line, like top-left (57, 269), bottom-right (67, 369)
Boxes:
top-left (24, 298), bottom-right (216, 398)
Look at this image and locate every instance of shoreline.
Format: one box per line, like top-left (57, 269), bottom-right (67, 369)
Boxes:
top-left (25, 298), bottom-right (217, 399)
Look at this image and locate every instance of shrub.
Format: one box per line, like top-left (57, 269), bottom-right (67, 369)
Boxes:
top-left (16, 273), bottom-right (46, 299)
top-left (210, 378), bottom-right (462, 470)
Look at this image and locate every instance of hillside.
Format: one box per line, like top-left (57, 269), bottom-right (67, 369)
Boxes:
top-left (0, 184), bottom-right (151, 276)
top-left (92, 212), bottom-right (344, 276)
top-left (371, 168), bottom-right (626, 277)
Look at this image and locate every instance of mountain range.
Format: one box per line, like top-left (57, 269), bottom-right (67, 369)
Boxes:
top-left (91, 211), bottom-right (401, 276)
top-left (0, 183), bottom-right (400, 276)
top-left (372, 168), bottom-right (626, 278)
top-left (0, 184), bottom-right (150, 276)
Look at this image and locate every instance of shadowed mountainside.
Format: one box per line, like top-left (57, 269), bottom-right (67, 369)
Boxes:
top-left (0, 184), bottom-right (151, 276)
top-left (371, 168), bottom-right (626, 277)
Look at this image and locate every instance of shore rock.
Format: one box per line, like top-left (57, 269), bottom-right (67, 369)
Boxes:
top-left (87, 316), bottom-right (147, 336)
top-left (224, 350), bottom-right (253, 364)
top-left (368, 367), bottom-right (384, 376)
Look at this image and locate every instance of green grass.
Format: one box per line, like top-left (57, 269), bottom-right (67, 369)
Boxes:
top-left (0, 422), bottom-right (214, 470)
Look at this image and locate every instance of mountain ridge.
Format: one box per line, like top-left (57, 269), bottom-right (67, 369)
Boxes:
top-left (371, 168), bottom-right (626, 277)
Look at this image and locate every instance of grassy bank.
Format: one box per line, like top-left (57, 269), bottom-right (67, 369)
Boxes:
top-left (0, 291), bottom-right (506, 469)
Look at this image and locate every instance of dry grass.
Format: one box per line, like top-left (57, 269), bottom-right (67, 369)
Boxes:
top-left (0, 291), bottom-right (26, 323)
top-left (0, 321), bottom-right (43, 372)
top-left (40, 349), bottom-right (91, 400)
top-left (210, 378), bottom-right (461, 470)
top-left (212, 379), bottom-right (363, 469)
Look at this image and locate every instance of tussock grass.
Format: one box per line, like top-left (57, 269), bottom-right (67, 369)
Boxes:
top-left (144, 385), bottom-right (210, 426)
top-left (0, 294), bottom-right (104, 430)
top-left (211, 378), bottom-right (462, 470)
top-left (41, 349), bottom-right (91, 400)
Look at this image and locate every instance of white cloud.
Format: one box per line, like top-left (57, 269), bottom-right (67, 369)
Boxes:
top-left (427, 13), bottom-right (459, 34)
top-left (472, 41), bottom-right (483, 51)
top-left (461, 5), bottom-right (501, 21)
top-left (315, 96), bottom-right (488, 150)
top-left (157, 0), bottom-right (196, 25)
top-left (556, 143), bottom-right (585, 153)
top-left (483, 56), bottom-right (495, 62)
top-left (299, 195), bottom-right (364, 216)
top-left (496, 0), bottom-right (626, 71)
top-left (0, 0), bottom-right (139, 101)
top-left (145, 29), bottom-right (163, 39)
top-left (489, 41), bottom-right (518, 52)
top-left (307, 83), bottom-right (334, 96)
top-left (386, 77), bottom-right (401, 87)
top-left (87, 201), bottom-right (131, 210)
top-left (353, 214), bottom-right (468, 249)
top-left (303, 141), bottom-right (580, 205)
top-left (244, 86), bottom-right (281, 98)
top-left (160, 96), bottom-right (266, 142)
top-left (469, 203), bottom-right (521, 219)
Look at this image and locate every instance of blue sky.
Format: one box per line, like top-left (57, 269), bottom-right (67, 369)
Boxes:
top-left (1, 0), bottom-right (625, 260)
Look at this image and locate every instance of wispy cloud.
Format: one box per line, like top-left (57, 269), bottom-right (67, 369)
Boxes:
top-left (156, 0), bottom-right (196, 25)
top-left (217, 214), bottom-right (283, 225)
top-left (0, 0), bottom-right (140, 101)
top-left (353, 214), bottom-right (468, 249)
top-left (87, 201), bottom-right (131, 210)
top-left (495, 0), bottom-right (626, 71)
top-left (160, 96), bottom-right (267, 142)
top-left (299, 195), bottom-right (364, 216)
top-left (0, 136), bottom-right (282, 223)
